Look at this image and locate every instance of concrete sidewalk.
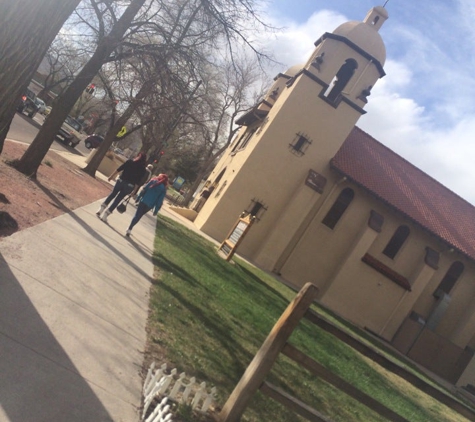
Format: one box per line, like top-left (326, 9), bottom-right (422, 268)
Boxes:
top-left (0, 197), bottom-right (158, 421)
top-left (0, 146), bottom-right (223, 422)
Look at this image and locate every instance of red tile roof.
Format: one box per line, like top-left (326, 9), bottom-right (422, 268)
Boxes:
top-left (331, 126), bottom-right (475, 260)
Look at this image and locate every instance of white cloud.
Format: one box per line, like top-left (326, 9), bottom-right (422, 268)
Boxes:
top-left (261, 10), bottom-right (347, 73)
top-left (256, 5), bottom-right (475, 204)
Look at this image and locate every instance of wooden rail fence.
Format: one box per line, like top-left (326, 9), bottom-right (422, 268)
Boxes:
top-left (217, 283), bottom-right (475, 422)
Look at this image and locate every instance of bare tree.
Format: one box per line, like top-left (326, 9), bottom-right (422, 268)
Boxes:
top-left (14, 0), bottom-right (148, 177)
top-left (37, 38), bottom-right (87, 103)
top-left (83, 53), bottom-right (202, 176)
top-left (180, 57), bottom-right (264, 206)
top-left (0, 0), bottom-right (81, 153)
top-left (14, 0), bottom-right (274, 178)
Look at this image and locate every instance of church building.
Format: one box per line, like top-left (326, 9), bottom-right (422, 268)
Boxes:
top-left (185, 6), bottom-right (475, 387)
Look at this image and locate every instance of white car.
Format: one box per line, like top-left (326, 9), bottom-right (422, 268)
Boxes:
top-left (56, 116), bottom-right (84, 148)
top-left (35, 98), bottom-right (46, 114)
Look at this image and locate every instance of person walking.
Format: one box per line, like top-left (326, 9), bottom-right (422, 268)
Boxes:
top-left (125, 173), bottom-right (168, 237)
top-left (97, 152), bottom-right (147, 222)
top-left (132, 163), bottom-right (154, 203)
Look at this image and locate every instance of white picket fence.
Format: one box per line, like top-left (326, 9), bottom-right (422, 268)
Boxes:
top-left (142, 362), bottom-right (217, 421)
top-left (143, 397), bottom-right (173, 422)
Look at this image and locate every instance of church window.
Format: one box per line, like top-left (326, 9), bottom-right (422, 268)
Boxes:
top-left (231, 128), bottom-right (256, 153)
top-left (382, 225), bottom-right (410, 259)
top-left (321, 188), bottom-right (354, 229)
top-left (245, 198), bottom-right (268, 221)
top-left (289, 133), bottom-right (311, 156)
top-left (434, 261), bottom-right (464, 296)
top-left (215, 180), bottom-right (227, 197)
top-left (324, 59), bottom-right (358, 103)
top-left (240, 128), bottom-right (256, 149)
top-left (231, 132), bottom-right (245, 153)
top-left (215, 168), bottom-right (226, 183)
top-left (256, 116), bottom-right (269, 134)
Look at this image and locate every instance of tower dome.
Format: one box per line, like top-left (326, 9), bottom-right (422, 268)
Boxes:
top-left (333, 6), bottom-right (388, 64)
top-left (284, 64), bottom-right (304, 77)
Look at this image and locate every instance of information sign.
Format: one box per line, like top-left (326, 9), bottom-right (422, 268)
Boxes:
top-left (218, 213), bottom-right (256, 261)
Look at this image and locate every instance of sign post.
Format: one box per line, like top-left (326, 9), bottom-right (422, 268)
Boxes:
top-left (218, 213), bottom-right (256, 261)
top-left (117, 126), bottom-right (127, 138)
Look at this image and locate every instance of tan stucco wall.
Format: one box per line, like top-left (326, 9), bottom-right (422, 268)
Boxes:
top-left (457, 353), bottom-right (475, 387)
top-left (431, 260), bottom-right (475, 345)
top-left (189, 11), bottom-right (475, 383)
top-left (195, 66), bottom-right (368, 256)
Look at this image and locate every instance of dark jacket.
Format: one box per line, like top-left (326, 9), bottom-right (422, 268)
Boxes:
top-left (117, 160), bottom-right (146, 185)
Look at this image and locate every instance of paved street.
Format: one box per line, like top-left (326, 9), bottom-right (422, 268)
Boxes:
top-left (8, 112), bottom-right (90, 156)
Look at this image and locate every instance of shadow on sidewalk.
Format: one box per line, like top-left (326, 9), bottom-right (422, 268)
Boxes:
top-left (65, 210), bottom-right (154, 283)
top-left (0, 253), bottom-right (114, 421)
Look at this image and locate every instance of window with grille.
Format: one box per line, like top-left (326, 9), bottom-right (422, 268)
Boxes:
top-left (245, 198), bottom-right (267, 222)
top-left (289, 133), bottom-right (311, 156)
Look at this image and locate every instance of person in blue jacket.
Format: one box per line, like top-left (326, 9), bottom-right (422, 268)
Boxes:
top-left (126, 173), bottom-right (168, 237)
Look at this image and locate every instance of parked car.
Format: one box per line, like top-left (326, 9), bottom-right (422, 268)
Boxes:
top-left (35, 98), bottom-right (46, 114)
top-left (56, 115), bottom-right (84, 148)
top-left (17, 88), bottom-right (39, 118)
top-left (84, 134), bottom-right (104, 149)
top-left (44, 106), bottom-right (52, 115)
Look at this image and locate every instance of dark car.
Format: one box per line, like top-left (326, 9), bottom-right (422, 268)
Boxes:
top-left (17, 88), bottom-right (39, 118)
top-left (84, 134), bottom-right (104, 149)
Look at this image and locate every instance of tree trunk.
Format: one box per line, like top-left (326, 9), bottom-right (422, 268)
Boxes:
top-left (0, 0), bottom-right (81, 153)
top-left (14, 0), bottom-right (146, 177)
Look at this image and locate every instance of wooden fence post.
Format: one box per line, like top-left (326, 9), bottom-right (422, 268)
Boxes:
top-left (218, 283), bottom-right (319, 422)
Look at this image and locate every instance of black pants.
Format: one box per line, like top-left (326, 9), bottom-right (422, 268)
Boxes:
top-left (104, 179), bottom-right (135, 212)
top-left (128, 202), bottom-right (152, 230)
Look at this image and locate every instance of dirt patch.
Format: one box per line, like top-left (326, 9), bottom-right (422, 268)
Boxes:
top-left (0, 140), bottom-right (111, 237)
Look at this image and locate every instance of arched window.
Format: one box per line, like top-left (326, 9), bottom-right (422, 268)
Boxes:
top-left (325, 59), bottom-right (358, 102)
top-left (382, 225), bottom-right (410, 259)
top-left (214, 168), bottom-right (226, 185)
top-left (245, 198), bottom-right (268, 222)
top-left (435, 261), bottom-right (464, 296)
top-left (322, 188), bottom-right (354, 229)
top-left (231, 128), bottom-right (256, 152)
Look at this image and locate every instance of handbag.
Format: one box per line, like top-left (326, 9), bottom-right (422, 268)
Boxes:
top-left (117, 195), bottom-right (131, 214)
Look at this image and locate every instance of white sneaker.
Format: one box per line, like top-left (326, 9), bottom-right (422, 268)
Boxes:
top-left (125, 229), bottom-right (131, 237)
top-left (101, 209), bottom-right (111, 222)
top-left (96, 203), bottom-right (106, 216)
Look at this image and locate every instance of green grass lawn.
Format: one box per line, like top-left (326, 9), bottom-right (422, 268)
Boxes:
top-left (147, 215), bottom-right (473, 422)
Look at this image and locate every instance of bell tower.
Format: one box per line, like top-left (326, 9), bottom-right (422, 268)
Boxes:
top-left (305, 6), bottom-right (388, 104)
top-left (193, 7), bottom-right (389, 269)
top-left (294, 4), bottom-right (388, 159)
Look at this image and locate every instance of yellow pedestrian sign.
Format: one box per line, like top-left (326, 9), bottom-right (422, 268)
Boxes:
top-left (117, 126), bottom-right (127, 138)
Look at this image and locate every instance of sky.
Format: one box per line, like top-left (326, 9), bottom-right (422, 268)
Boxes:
top-left (256, 0), bottom-right (475, 205)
